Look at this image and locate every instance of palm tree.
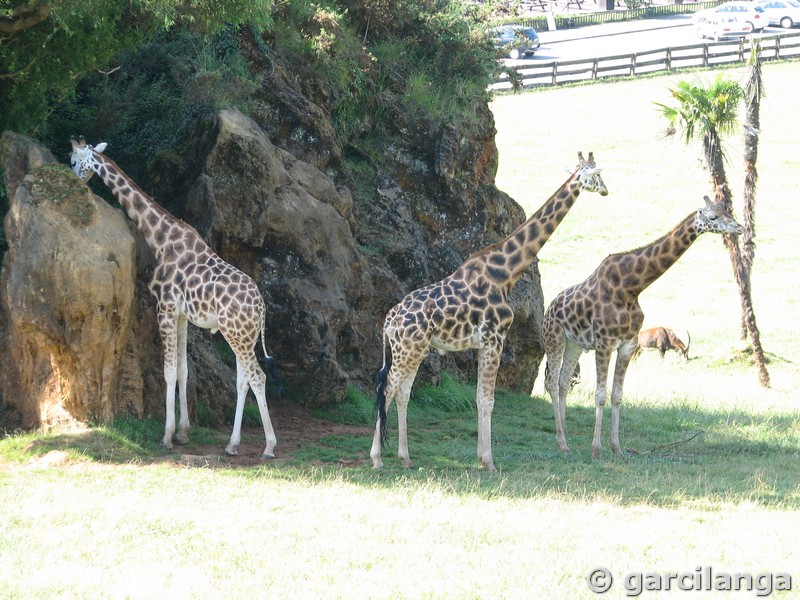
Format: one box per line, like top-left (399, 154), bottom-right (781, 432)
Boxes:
top-left (742, 41), bottom-right (763, 296)
top-left (655, 74), bottom-right (770, 387)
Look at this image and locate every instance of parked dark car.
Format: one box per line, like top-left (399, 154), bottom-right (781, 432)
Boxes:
top-left (490, 25), bottom-right (541, 59)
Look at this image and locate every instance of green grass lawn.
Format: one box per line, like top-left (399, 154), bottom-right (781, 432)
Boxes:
top-left (2, 62), bottom-right (800, 599)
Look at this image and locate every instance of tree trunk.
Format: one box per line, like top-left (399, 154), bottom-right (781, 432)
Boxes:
top-left (705, 127), bottom-right (770, 388)
top-left (741, 41), bottom-right (763, 307)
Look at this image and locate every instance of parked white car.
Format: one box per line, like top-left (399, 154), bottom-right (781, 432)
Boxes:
top-left (696, 15), bottom-right (754, 40)
top-left (756, 0), bottom-right (800, 28)
top-left (692, 1), bottom-right (767, 31)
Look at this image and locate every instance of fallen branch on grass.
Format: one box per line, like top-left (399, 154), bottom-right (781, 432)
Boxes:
top-left (625, 430), bottom-right (705, 456)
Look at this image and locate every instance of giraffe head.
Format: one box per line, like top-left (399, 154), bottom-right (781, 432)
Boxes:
top-left (696, 195), bottom-right (743, 235)
top-left (576, 151), bottom-right (608, 196)
top-left (69, 136), bottom-right (108, 182)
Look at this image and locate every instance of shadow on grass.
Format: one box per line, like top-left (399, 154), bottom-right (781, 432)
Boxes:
top-left (298, 382), bottom-right (800, 508)
top-left (0, 416), bottom-right (225, 465)
top-left (2, 380), bottom-right (798, 508)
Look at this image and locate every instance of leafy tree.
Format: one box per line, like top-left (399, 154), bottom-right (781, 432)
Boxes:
top-left (656, 75), bottom-right (770, 387)
top-left (0, 0), bottom-right (273, 136)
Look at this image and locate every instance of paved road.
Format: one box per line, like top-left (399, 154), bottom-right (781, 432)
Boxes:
top-left (504, 15), bottom-right (791, 63)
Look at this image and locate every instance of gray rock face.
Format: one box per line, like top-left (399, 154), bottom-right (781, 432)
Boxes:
top-left (182, 109), bottom-right (374, 404)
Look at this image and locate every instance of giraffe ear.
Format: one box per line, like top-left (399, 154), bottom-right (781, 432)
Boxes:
top-left (94, 142), bottom-right (108, 153)
top-left (703, 195), bottom-right (714, 208)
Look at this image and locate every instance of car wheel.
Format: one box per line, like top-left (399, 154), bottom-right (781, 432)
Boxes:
top-left (780, 16), bottom-right (793, 28)
top-left (509, 48), bottom-right (521, 60)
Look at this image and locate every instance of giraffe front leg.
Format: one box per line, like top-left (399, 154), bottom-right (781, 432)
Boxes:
top-left (476, 345), bottom-right (502, 472)
top-left (158, 311), bottom-right (178, 450)
top-left (609, 340), bottom-right (636, 458)
top-left (225, 358), bottom-right (249, 457)
top-left (175, 318), bottom-right (190, 446)
top-left (592, 347), bottom-right (613, 459)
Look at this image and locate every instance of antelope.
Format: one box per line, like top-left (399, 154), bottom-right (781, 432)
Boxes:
top-left (633, 327), bottom-right (691, 361)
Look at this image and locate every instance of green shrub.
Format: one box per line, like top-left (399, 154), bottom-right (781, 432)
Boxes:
top-left (44, 27), bottom-right (259, 183)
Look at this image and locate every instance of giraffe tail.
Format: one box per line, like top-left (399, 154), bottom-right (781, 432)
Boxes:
top-left (259, 326), bottom-right (283, 396)
top-left (375, 327), bottom-right (392, 447)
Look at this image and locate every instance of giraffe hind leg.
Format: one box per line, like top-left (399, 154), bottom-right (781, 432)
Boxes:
top-left (592, 347), bottom-right (613, 459)
top-left (395, 372), bottom-right (417, 469)
top-left (225, 353), bottom-right (277, 459)
top-left (370, 354), bottom-right (393, 470)
top-left (609, 340), bottom-right (636, 458)
top-left (225, 358), bottom-right (249, 457)
top-left (370, 358), bottom-right (421, 470)
top-left (543, 322), bottom-right (571, 453)
top-left (247, 354), bottom-right (277, 459)
top-left (556, 343), bottom-right (582, 454)
top-left (175, 318), bottom-right (190, 446)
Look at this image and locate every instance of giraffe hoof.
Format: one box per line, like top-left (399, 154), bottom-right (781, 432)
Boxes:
top-left (160, 440), bottom-right (173, 451)
top-left (261, 453), bottom-right (275, 461)
top-left (173, 435), bottom-right (189, 446)
top-left (224, 448), bottom-right (238, 457)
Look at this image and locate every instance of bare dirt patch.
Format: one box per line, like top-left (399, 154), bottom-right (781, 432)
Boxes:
top-left (174, 401), bottom-right (373, 468)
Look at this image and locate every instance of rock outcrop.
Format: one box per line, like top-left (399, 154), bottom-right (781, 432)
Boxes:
top-left (0, 61), bottom-right (547, 429)
top-left (0, 132), bottom-right (137, 428)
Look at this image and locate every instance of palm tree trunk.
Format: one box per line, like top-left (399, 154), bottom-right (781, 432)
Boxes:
top-left (741, 41), bottom-right (763, 331)
top-left (705, 130), bottom-right (770, 388)
top-left (742, 42), bottom-right (763, 274)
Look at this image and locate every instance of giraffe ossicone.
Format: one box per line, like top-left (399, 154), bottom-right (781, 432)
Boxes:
top-left (370, 151), bottom-right (609, 472)
top-left (542, 195), bottom-right (743, 458)
top-left (69, 136), bottom-right (278, 459)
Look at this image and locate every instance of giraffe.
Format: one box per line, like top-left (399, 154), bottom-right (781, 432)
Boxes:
top-left (543, 196), bottom-right (743, 458)
top-left (370, 151), bottom-right (609, 471)
top-left (69, 136), bottom-right (278, 459)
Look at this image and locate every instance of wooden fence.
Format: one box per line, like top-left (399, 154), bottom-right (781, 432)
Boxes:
top-left (491, 31), bottom-right (800, 90)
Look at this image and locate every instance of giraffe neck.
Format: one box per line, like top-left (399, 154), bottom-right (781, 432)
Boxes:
top-left (609, 213), bottom-right (700, 298)
top-left (90, 152), bottom-right (185, 256)
top-left (475, 170), bottom-right (582, 290)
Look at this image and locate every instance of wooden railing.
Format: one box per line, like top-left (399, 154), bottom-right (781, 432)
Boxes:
top-left (491, 31), bottom-right (800, 90)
